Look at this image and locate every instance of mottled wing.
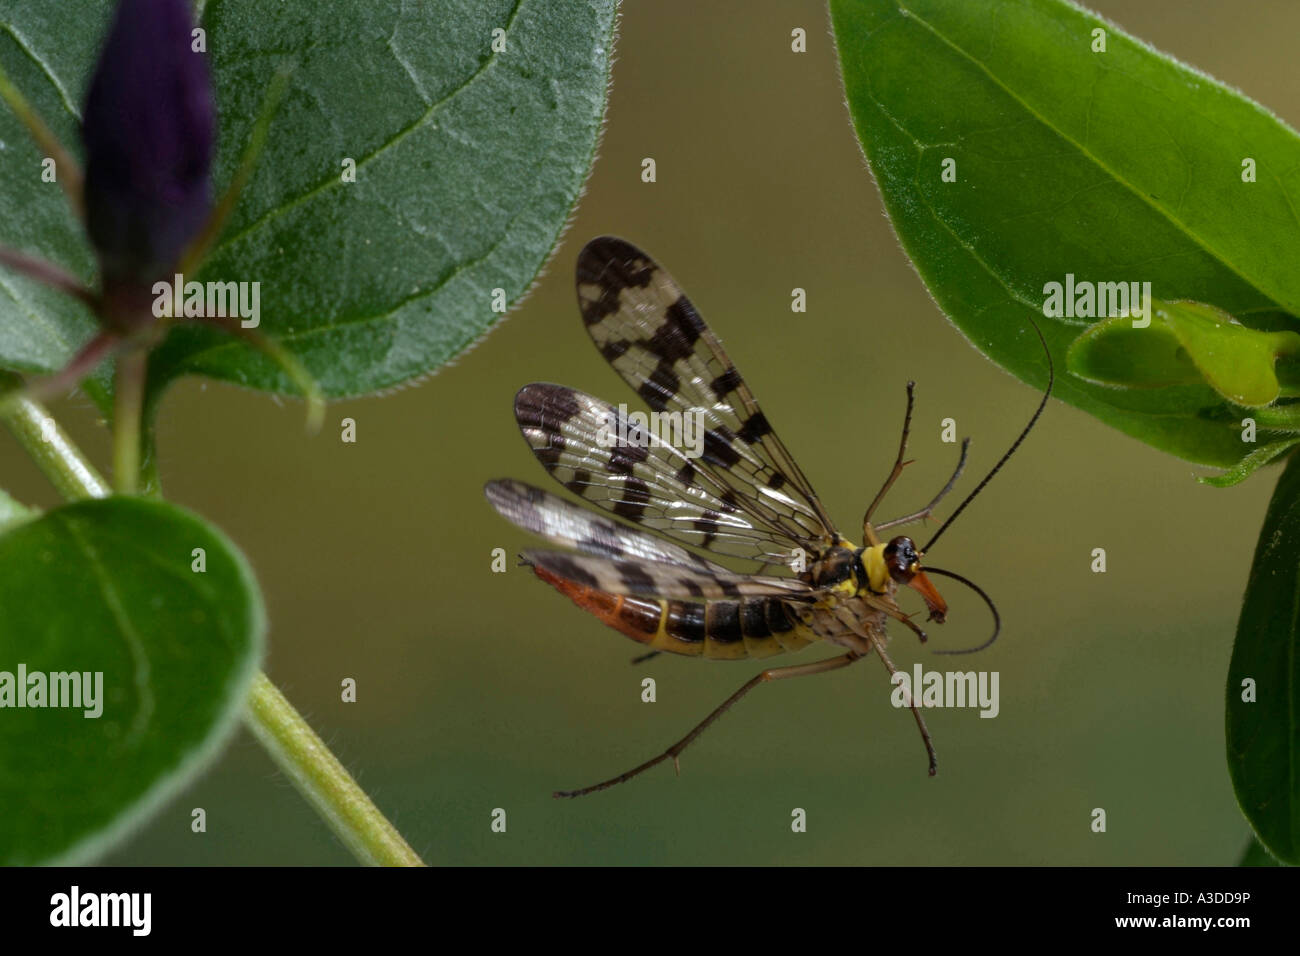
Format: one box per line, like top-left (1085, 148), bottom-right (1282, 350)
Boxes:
top-left (519, 550), bottom-right (818, 601)
top-left (515, 382), bottom-right (819, 565)
top-left (485, 478), bottom-right (728, 572)
top-left (576, 236), bottom-right (837, 553)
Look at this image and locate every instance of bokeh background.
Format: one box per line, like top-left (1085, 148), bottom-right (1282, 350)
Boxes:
top-left (3, 0), bottom-right (1295, 865)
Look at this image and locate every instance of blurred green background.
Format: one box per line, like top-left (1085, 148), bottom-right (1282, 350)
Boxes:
top-left (3, 0), bottom-right (1294, 864)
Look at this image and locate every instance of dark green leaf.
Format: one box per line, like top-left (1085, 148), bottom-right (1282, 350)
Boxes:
top-left (0, 496), bottom-right (264, 864)
top-left (0, 0), bottom-right (616, 401)
top-left (830, 0), bottom-right (1300, 469)
top-left (1227, 452), bottom-right (1300, 864)
top-left (1237, 835), bottom-right (1283, 866)
top-left (0, 3), bottom-right (105, 398)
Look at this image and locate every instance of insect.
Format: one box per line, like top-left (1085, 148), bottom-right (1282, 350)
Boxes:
top-left (485, 236), bottom-right (1051, 798)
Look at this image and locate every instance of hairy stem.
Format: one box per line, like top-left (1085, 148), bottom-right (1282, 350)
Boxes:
top-left (244, 673), bottom-right (424, 866)
top-left (0, 376), bottom-right (111, 498)
top-left (0, 387), bottom-right (423, 866)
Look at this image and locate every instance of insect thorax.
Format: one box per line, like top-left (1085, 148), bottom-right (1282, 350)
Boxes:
top-left (806, 540), bottom-right (893, 597)
top-left (805, 545), bottom-right (860, 593)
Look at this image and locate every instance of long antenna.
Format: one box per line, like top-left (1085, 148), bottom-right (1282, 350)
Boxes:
top-left (921, 319), bottom-right (1053, 555)
top-left (925, 566), bottom-right (1000, 654)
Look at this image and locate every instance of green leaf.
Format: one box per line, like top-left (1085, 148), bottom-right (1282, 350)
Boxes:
top-left (0, 496), bottom-right (264, 864)
top-left (1199, 436), bottom-right (1300, 488)
top-left (1068, 300), bottom-right (1300, 406)
top-left (1238, 835), bottom-right (1283, 867)
top-left (830, 0), bottom-right (1300, 469)
top-left (1227, 451), bottom-right (1300, 865)
top-left (0, 2), bottom-right (105, 398)
top-left (0, 0), bottom-right (616, 401)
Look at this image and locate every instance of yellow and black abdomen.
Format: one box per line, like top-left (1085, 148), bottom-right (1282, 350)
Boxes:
top-left (532, 563), bottom-right (815, 660)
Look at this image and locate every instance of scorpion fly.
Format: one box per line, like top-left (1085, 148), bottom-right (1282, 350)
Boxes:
top-left (486, 236), bottom-right (1051, 797)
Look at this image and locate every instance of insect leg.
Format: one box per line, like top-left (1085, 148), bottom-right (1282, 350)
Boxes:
top-left (874, 437), bottom-right (970, 533)
top-left (629, 650), bottom-right (661, 665)
top-left (878, 437), bottom-right (972, 535)
top-left (867, 633), bottom-right (937, 775)
top-left (882, 605), bottom-right (929, 644)
top-left (553, 651), bottom-right (863, 798)
top-left (862, 382), bottom-right (916, 542)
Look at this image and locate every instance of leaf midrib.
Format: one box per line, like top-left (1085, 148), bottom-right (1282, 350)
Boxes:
top-left (892, 0), bottom-right (1287, 313)
top-left (206, 0), bottom-right (526, 263)
top-left (57, 513), bottom-right (155, 746)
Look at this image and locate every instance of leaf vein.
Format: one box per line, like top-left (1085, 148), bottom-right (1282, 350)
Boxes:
top-left (0, 24), bottom-right (80, 119)
top-left (893, 0), bottom-right (1286, 312)
top-left (205, 0), bottom-right (527, 262)
top-left (56, 514), bottom-right (155, 747)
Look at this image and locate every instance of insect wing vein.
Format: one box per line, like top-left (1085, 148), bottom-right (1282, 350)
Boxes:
top-left (575, 235), bottom-right (837, 552)
top-left (485, 478), bottom-right (728, 571)
top-left (515, 382), bottom-right (817, 565)
top-left (520, 549), bottom-right (818, 601)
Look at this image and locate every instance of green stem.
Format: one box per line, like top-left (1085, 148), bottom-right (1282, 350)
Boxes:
top-left (244, 673), bottom-right (424, 866)
top-left (112, 349), bottom-right (146, 494)
top-left (1, 389), bottom-right (424, 867)
top-left (0, 381), bottom-right (111, 498)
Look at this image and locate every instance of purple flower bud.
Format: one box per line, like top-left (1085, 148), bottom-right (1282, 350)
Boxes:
top-left (83, 0), bottom-right (215, 298)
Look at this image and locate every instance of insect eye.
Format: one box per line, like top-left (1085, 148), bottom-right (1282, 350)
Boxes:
top-left (884, 536), bottom-right (919, 583)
